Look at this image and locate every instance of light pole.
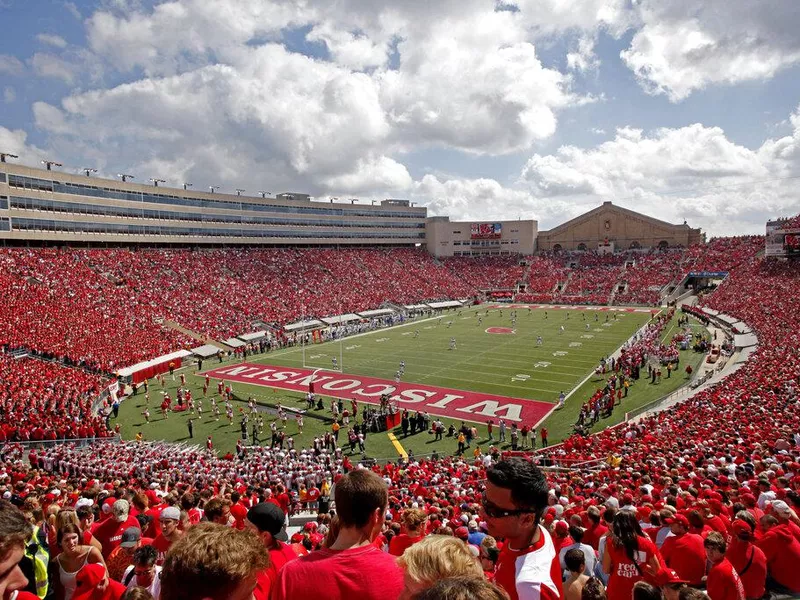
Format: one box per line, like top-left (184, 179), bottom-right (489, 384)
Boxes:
top-left (236, 188), bottom-right (245, 196)
top-left (41, 160), bottom-right (62, 171)
top-left (82, 168), bottom-right (97, 177)
top-left (183, 183), bottom-right (192, 190)
top-left (0, 153), bottom-right (18, 163)
top-left (118, 173), bottom-right (135, 182)
top-left (149, 178), bottom-right (166, 187)
top-left (209, 186), bottom-right (220, 194)
top-left (258, 191), bottom-right (271, 198)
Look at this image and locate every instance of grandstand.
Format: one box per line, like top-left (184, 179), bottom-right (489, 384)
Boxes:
top-left (2, 159), bottom-right (800, 599)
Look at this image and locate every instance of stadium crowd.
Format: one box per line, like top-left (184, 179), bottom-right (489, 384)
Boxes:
top-left (0, 355), bottom-right (111, 443)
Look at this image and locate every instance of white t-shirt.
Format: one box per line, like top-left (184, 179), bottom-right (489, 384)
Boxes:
top-left (123, 565), bottom-right (162, 599)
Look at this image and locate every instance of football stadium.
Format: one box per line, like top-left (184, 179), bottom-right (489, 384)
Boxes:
top-left (1, 2), bottom-right (800, 600)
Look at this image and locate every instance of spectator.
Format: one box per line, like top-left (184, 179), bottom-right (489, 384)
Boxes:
top-left (563, 548), bottom-right (591, 600)
top-left (601, 512), bottom-right (661, 600)
top-left (558, 525), bottom-right (597, 578)
top-left (273, 469), bottom-right (403, 600)
top-left (397, 535), bottom-right (484, 599)
top-left (390, 508), bottom-right (428, 556)
top-left (121, 546), bottom-right (161, 598)
top-left (659, 514), bottom-right (705, 586)
top-left (52, 524), bottom-right (106, 600)
top-left (632, 582), bottom-right (662, 600)
top-left (93, 501), bottom-right (140, 559)
top-left (724, 517), bottom-right (766, 600)
top-left (581, 577), bottom-right (607, 600)
top-left (121, 589), bottom-right (153, 600)
top-left (71, 563), bottom-right (126, 600)
top-left (160, 523), bottom-right (268, 600)
top-left (244, 503), bottom-right (301, 600)
top-left (703, 532), bottom-right (745, 600)
top-left (106, 528), bottom-right (153, 584)
top-left (151, 508), bottom-right (182, 566)
top-left (201, 499), bottom-right (232, 527)
top-left (482, 458), bottom-right (561, 600)
top-left (0, 499), bottom-right (38, 600)
top-left (756, 514), bottom-right (800, 594)
top-left (415, 576), bottom-right (511, 600)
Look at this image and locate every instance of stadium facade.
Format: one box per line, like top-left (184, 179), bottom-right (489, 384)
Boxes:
top-left (1, 162), bottom-right (701, 253)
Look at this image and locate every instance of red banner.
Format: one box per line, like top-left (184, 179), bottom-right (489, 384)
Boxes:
top-left (201, 363), bottom-right (553, 427)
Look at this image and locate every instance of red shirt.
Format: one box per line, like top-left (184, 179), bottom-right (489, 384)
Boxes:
top-left (726, 539), bottom-right (766, 600)
top-left (388, 533), bottom-right (424, 556)
top-left (92, 516), bottom-right (141, 558)
top-left (152, 533), bottom-right (175, 565)
top-left (660, 532), bottom-right (706, 585)
top-left (253, 542), bottom-right (302, 600)
top-left (706, 558), bottom-right (745, 600)
top-left (583, 523), bottom-right (608, 551)
top-left (605, 535), bottom-right (659, 600)
top-left (495, 526), bottom-right (562, 600)
top-left (273, 543), bottom-right (403, 600)
top-left (757, 524), bottom-right (800, 592)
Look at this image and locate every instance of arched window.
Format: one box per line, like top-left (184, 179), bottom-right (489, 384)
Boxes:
top-left (658, 240), bottom-right (669, 249)
top-left (577, 243), bottom-right (587, 251)
top-left (552, 244), bottom-right (562, 253)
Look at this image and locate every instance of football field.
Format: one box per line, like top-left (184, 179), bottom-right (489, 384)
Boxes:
top-left (117, 305), bottom-right (705, 459)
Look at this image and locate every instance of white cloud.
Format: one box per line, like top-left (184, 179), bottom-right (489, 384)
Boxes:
top-left (410, 173), bottom-right (573, 225)
top-left (0, 54), bottom-right (24, 75)
top-left (36, 33), bottom-right (68, 48)
top-left (30, 53), bottom-right (78, 84)
top-left (3, 86), bottom-right (15, 104)
top-left (567, 35), bottom-right (600, 72)
top-left (0, 127), bottom-right (47, 164)
top-left (520, 106), bottom-right (800, 234)
top-left (63, 2), bottom-right (81, 19)
top-left (621, 1), bottom-right (800, 101)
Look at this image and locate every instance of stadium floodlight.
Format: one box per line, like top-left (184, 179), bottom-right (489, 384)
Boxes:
top-left (0, 153), bottom-right (19, 163)
top-left (235, 188), bottom-right (245, 196)
top-left (258, 190), bottom-right (270, 198)
top-left (41, 160), bottom-right (62, 171)
top-left (82, 168), bottom-right (98, 177)
top-left (149, 178), bottom-right (166, 187)
top-left (371, 200), bottom-right (377, 205)
top-left (118, 173), bottom-right (135, 182)
top-left (183, 183), bottom-right (192, 190)
top-left (209, 185), bottom-right (220, 193)
top-left (350, 199), bottom-right (357, 204)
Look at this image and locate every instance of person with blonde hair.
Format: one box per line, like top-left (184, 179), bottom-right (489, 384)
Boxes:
top-left (391, 509), bottom-right (429, 556)
top-left (159, 523), bottom-right (268, 600)
top-left (397, 535), bottom-right (484, 600)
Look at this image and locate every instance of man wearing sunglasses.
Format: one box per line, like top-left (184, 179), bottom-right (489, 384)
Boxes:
top-left (482, 458), bottom-right (562, 600)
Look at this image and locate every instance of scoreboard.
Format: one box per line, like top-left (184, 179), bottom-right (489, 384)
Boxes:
top-left (766, 220), bottom-right (800, 257)
top-left (470, 222), bottom-right (502, 239)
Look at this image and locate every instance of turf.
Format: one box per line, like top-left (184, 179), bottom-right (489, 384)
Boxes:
top-left (115, 306), bottom-right (707, 459)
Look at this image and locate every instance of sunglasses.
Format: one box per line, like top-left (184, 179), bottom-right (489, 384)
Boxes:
top-left (481, 492), bottom-right (538, 519)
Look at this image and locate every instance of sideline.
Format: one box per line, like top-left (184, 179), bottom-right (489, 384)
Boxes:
top-left (387, 432), bottom-right (407, 459)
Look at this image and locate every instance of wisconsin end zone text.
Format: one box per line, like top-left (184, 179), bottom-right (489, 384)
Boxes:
top-left (203, 363), bottom-right (553, 427)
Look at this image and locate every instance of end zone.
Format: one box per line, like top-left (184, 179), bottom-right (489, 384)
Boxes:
top-left (201, 363), bottom-right (552, 428)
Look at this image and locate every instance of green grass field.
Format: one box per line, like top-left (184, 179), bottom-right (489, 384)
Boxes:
top-left (116, 306), bottom-right (707, 459)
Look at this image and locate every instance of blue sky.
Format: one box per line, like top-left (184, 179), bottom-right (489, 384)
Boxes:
top-left (1, 0), bottom-right (799, 235)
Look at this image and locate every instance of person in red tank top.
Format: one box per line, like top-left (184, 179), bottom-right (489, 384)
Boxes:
top-left (481, 457), bottom-right (562, 600)
top-left (602, 512), bottom-right (663, 600)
